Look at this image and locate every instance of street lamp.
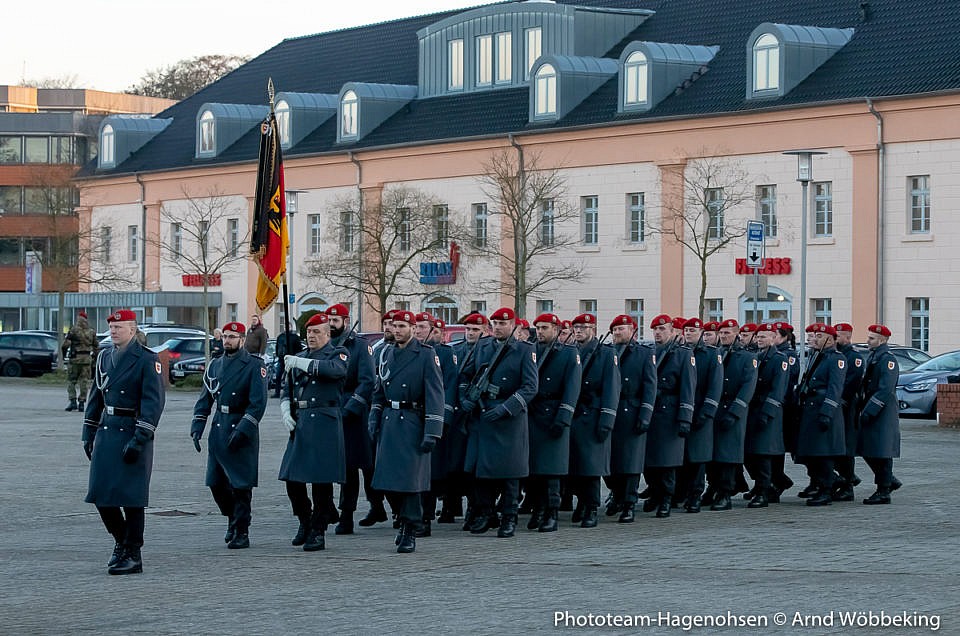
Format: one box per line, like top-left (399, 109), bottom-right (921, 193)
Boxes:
top-left (285, 189), bottom-right (307, 322)
top-left (783, 150), bottom-right (827, 371)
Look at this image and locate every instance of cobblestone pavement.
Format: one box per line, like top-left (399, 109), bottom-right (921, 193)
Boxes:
top-left (0, 381), bottom-right (957, 635)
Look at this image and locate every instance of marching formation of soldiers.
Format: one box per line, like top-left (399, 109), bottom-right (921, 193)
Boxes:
top-left (78, 304), bottom-right (903, 573)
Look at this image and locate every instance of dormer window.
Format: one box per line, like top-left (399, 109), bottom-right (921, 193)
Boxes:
top-left (496, 32), bottom-right (512, 84)
top-left (341, 90), bottom-right (358, 138)
top-left (753, 33), bottom-right (780, 92)
top-left (100, 124), bottom-right (115, 167)
top-left (534, 63), bottom-right (556, 118)
top-left (199, 110), bottom-right (215, 155)
top-left (275, 99), bottom-right (291, 147)
top-left (624, 51), bottom-right (649, 106)
top-left (525, 27), bottom-right (542, 80)
top-left (477, 35), bottom-right (493, 87)
top-left (449, 39), bottom-right (464, 90)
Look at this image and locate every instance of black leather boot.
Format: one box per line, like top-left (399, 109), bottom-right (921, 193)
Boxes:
top-left (747, 492), bottom-right (769, 508)
top-left (832, 483), bottom-right (854, 502)
top-left (303, 527), bottom-right (325, 551)
top-left (618, 503), bottom-right (635, 523)
top-left (527, 509), bottom-right (544, 530)
top-left (580, 508), bottom-right (599, 528)
top-left (806, 488), bottom-right (833, 506)
top-left (334, 511), bottom-right (354, 535)
top-left (468, 512), bottom-right (493, 534)
top-left (498, 514), bottom-right (517, 538)
top-left (798, 482), bottom-right (819, 498)
top-left (538, 508), bottom-right (558, 533)
top-left (65, 399), bottom-right (77, 412)
top-left (358, 504), bottom-right (387, 527)
top-left (863, 487), bottom-right (891, 505)
top-left (656, 497), bottom-right (671, 518)
top-left (604, 495), bottom-right (621, 517)
top-left (396, 523), bottom-right (416, 553)
top-left (414, 520), bottom-right (431, 538)
top-left (78, 399), bottom-right (85, 412)
top-left (710, 494), bottom-right (732, 511)
top-left (108, 547), bottom-right (142, 575)
top-left (107, 541), bottom-right (124, 568)
top-left (684, 497), bottom-right (701, 513)
top-left (227, 532), bottom-right (249, 549)
top-left (224, 518), bottom-right (236, 544)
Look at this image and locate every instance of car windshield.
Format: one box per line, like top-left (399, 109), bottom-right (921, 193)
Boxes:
top-left (913, 351), bottom-right (960, 373)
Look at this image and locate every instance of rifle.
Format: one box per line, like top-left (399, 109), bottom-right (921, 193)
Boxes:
top-left (656, 333), bottom-right (680, 371)
top-left (465, 325), bottom-right (519, 410)
top-left (580, 331), bottom-right (610, 379)
top-left (343, 319), bottom-right (361, 346)
top-left (796, 347), bottom-right (822, 401)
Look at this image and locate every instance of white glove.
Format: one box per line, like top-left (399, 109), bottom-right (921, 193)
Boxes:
top-left (280, 400), bottom-right (296, 433)
top-left (285, 355), bottom-right (311, 373)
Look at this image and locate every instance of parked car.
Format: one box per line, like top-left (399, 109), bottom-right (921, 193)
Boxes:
top-left (154, 337), bottom-right (213, 380)
top-left (170, 356), bottom-right (207, 382)
top-left (854, 343), bottom-right (932, 372)
top-left (896, 349), bottom-right (960, 418)
top-left (98, 325), bottom-right (207, 352)
top-left (0, 331), bottom-right (59, 377)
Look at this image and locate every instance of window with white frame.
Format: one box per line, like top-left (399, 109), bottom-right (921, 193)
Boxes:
top-left (706, 298), bottom-right (723, 322)
top-left (275, 100), bottom-right (291, 147)
top-left (753, 33), bottom-right (780, 92)
top-left (473, 203), bottom-right (488, 248)
top-left (757, 185), bottom-right (777, 237)
top-left (127, 225), bottom-right (138, 263)
top-left (540, 199), bottom-right (555, 246)
top-left (496, 32), bottom-right (512, 84)
top-left (434, 205), bottom-right (449, 247)
top-left (228, 218), bottom-right (239, 257)
top-left (340, 210), bottom-right (355, 252)
top-left (706, 188), bottom-right (724, 239)
top-left (171, 222), bottom-right (182, 260)
top-left (199, 110), bottom-right (215, 154)
top-left (398, 208), bottom-right (411, 252)
top-left (909, 175), bottom-right (931, 233)
top-left (309, 214), bottom-right (322, 254)
top-left (626, 299), bottom-right (644, 337)
top-left (627, 193), bottom-right (645, 243)
top-left (812, 298), bottom-right (832, 325)
top-left (449, 39), bottom-right (464, 90)
top-left (582, 195), bottom-right (599, 245)
top-left (579, 299), bottom-right (597, 314)
top-left (525, 27), bottom-right (542, 79)
top-left (624, 51), bottom-right (648, 106)
top-left (534, 63), bottom-right (557, 117)
top-left (101, 226), bottom-right (112, 263)
top-left (476, 35), bottom-right (493, 87)
top-left (341, 91), bottom-right (358, 138)
top-left (537, 299), bottom-right (554, 314)
top-left (909, 297), bottom-right (930, 351)
top-left (100, 125), bottom-right (115, 165)
top-left (227, 303), bottom-right (238, 322)
top-left (813, 181), bottom-right (833, 237)
top-left (198, 220), bottom-right (209, 257)
top-left (395, 301), bottom-right (411, 311)
top-left (470, 300), bottom-right (487, 314)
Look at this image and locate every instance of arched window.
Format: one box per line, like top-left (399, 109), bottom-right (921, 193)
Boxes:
top-left (534, 64), bottom-right (557, 117)
top-left (341, 90), bottom-right (358, 138)
top-left (424, 295), bottom-right (459, 325)
top-left (275, 99), bottom-right (291, 147)
top-left (624, 51), bottom-right (648, 105)
top-left (100, 124), bottom-right (115, 166)
top-left (199, 110), bottom-right (215, 154)
top-left (753, 33), bottom-right (780, 92)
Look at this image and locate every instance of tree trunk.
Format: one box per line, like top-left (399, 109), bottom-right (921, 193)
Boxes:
top-left (202, 282), bottom-right (211, 362)
top-left (57, 289), bottom-right (66, 367)
top-left (698, 257), bottom-right (708, 320)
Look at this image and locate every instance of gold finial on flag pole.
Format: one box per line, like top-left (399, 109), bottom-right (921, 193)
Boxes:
top-left (268, 77), bottom-right (275, 111)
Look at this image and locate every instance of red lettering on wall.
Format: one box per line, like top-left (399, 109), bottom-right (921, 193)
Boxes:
top-left (181, 273), bottom-right (222, 287)
top-left (735, 258), bottom-right (792, 275)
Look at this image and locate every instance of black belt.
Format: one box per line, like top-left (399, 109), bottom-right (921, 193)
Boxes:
top-left (105, 406), bottom-right (137, 417)
top-left (388, 401), bottom-right (422, 410)
top-left (296, 400), bottom-right (338, 408)
top-left (218, 404), bottom-right (247, 414)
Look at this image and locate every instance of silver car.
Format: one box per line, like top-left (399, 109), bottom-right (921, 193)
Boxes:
top-left (896, 350), bottom-right (960, 418)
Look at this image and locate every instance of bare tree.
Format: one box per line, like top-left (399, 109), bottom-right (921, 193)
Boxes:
top-left (475, 148), bottom-right (585, 318)
top-left (127, 55), bottom-right (249, 100)
top-left (19, 74), bottom-right (82, 89)
top-left (150, 187), bottom-right (249, 361)
top-left (648, 154), bottom-right (756, 318)
top-left (301, 185), bottom-right (459, 318)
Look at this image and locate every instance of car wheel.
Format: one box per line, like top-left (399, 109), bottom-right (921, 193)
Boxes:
top-left (2, 360), bottom-right (23, 377)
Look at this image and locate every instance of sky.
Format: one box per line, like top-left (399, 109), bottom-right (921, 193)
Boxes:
top-left (3, 0), bottom-right (497, 93)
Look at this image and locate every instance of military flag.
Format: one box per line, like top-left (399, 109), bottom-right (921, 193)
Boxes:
top-left (250, 110), bottom-right (288, 312)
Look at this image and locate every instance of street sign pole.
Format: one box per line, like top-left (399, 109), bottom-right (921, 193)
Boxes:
top-left (746, 221), bottom-right (765, 323)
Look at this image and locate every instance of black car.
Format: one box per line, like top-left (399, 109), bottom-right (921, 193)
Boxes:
top-left (154, 337), bottom-right (213, 380)
top-left (0, 332), bottom-right (59, 377)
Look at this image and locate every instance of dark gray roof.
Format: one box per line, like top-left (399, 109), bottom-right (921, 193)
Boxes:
top-left (82, 0), bottom-right (960, 177)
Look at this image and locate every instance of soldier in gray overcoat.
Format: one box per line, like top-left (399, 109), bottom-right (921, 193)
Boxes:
top-left (278, 313), bottom-right (349, 551)
top-left (191, 321), bottom-right (267, 549)
top-left (368, 310), bottom-right (444, 553)
top-left (796, 323), bottom-right (847, 507)
top-left (568, 313), bottom-right (621, 528)
top-left (708, 319), bottom-right (758, 511)
top-left (459, 307), bottom-right (538, 538)
top-left (857, 324), bottom-right (902, 505)
top-left (834, 322), bottom-right (865, 500)
top-left (82, 309), bottom-right (165, 575)
top-left (526, 313), bottom-right (581, 532)
top-left (677, 318), bottom-right (723, 513)
top-left (743, 323), bottom-right (789, 508)
top-left (606, 314), bottom-right (656, 522)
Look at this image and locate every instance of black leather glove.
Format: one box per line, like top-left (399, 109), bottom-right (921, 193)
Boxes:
top-left (227, 429), bottom-right (246, 451)
top-left (121, 429), bottom-right (149, 464)
top-left (595, 426), bottom-right (611, 443)
top-left (818, 414), bottom-right (832, 432)
top-left (191, 431), bottom-right (202, 453)
top-left (633, 419), bottom-right (650, 434)
top-left (82, 439), bottom-right (94, 460)
top-left (547, 422), bottom-right (564, 438)
top-left (678, 421), bottom-right (691, 438)
top-left (481, 404), bottom-right (508, 423)
top-left (460, 399), bottom-right (476, 414)
top-left (419, 436), bottom-right (437, 453)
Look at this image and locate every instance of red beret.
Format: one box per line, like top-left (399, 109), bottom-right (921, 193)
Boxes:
top-left (325, 303), bottom-right (350, 317)
top-left (222, 321), bottom-right (246, 334)
top-left (490, 307), bottom-right (516, 321)
top-left (462, 313), bottom-right (489, 326)
top-left (868, 324), bottom-right (892, 337)
top-left (718, 319), bottom-right (739, 330)
top-left (805, 323), bottom-right (819, 333)
top-left (561, 320), bottom-right (572, 329)
top-left (740, 323), bottom-right (758, 334)
top-left (107, 309), bottom-right (136, 323)
top-left (433, 318), bottom-right (445, 330)
top-left (683, 317), bottom-right (703, 329)
top-left (393, 310), bottom-right (416, 325)
top-left (779, 322), bottom-right (794, 332)
top-left (702, 321), bottom-right (719, 332)
top-left (834, 322), bottom-right (854, 333)
top-left (517, 318), bottom-right (530, 328)
top-left (78, 311), bottom-right (87, 319)
top-left (650, 314), bottom-right (672, 328)
top-left (572, 313), bottom-right (596, 326)
top-left (758, 323), bottom-right (778, 332)
top-left (812, 323), bottom-right (837, 337)
top-left (415, 311), bottom-right (434, 323)
top-left (382, 310), bottom-right (398, 322)
top-left (306, 313), bottom-right (329, 327)
top-left (533, 313), bottom-right (560, 326)
top-left (610, 314), bottom-right (637, 330)
top-left (671, 317), bottom-right (687, 330)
